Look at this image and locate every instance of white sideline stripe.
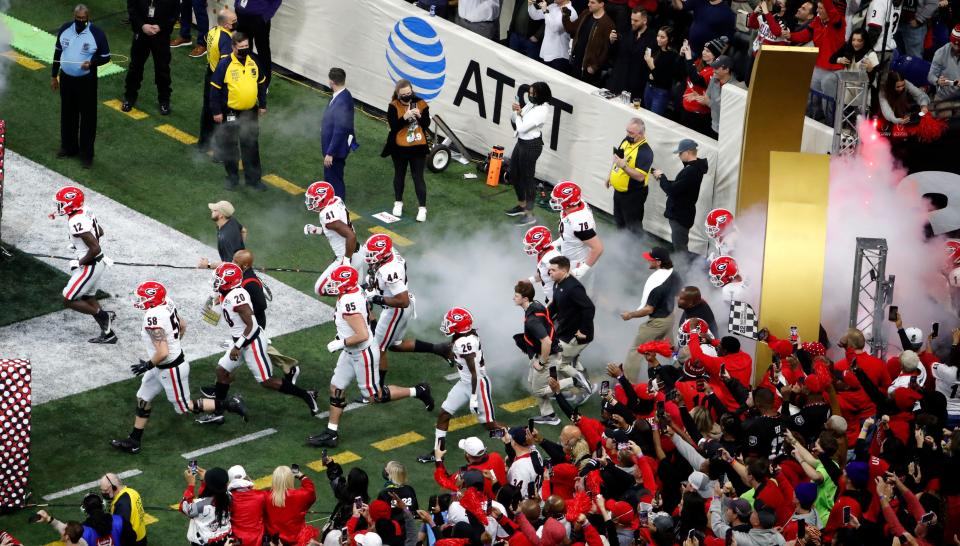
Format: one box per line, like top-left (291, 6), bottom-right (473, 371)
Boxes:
top-left (181, 428), bottom-right (278, 459)
top-left (43, 469), bottom-right (142, 501)
top-left (313, 401), bottom-right (365, 420)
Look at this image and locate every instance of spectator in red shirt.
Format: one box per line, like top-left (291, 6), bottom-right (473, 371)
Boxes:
top-left (688, 333), bottom-right (753, 388)
top-left (834, 329), bottom-right (892, 392)
top-left (265, 465), bottom-right (318, 546)
top-left (788, 0), bottom-right (845, 121)
top-left (227, 465), bottom-right (267, 546)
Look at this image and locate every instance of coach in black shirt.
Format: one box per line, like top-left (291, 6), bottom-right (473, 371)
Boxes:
top-left (677, 286), bottom-right (718, 337)
top-left (123, 0), bottom-right (178, 114)
top-left (199, 200), bottom-right (246, 270)
top-left (234, 249), bottom-right (267, 328)
top-left (547, 256), bottom-right (595, 370)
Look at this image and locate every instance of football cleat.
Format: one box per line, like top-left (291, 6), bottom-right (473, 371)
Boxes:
top-left (224, 395), bottom-right (248, 422)
top-left (89, 331), bottom-right (118, 344)
top-left (287, 365), bottom-right (301, 385)
top-left (306, 430), bottom-right (339, 447)
top-left (307, 390), bottom-right (321, 417)
top-left (199, 385), bottom-right (216, 399)
top-left (196, 413), bottom-right (225, 425)
top-left (415, 382), bottom-right (435, 412)
top-left (110, 437), bottom-right (141, 454)
top-left (532, 414), bottom-right (561, 426)
top-left (416, 451), bottom-right (436, 464)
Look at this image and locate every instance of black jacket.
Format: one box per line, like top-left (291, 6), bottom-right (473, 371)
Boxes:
top-left (547, 274), bottom-right (595, 343)
top-left (605, 27), bottom-right (656, 97)
top-left (658, 157), bottom-right (708, 228)
top-left (127, 0), bottom-right (179, 34)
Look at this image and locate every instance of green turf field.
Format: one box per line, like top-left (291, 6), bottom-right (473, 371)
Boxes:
top-left (0, 1), bottom-right (609, 543)
top-left (0, 246), bottom-right (71, 326)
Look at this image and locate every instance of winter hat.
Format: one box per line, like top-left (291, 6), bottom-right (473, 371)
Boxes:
top-left (845, 462), bottom-right (869, 489)
top-left (795, 482), bottom-right (817, 508)
top-left (369, 499), bottom-right (392, 522)
top-left (550, 463), bottom-right (578, 500)
top-left (951, 24), bottom-right (960, 45)
top-left (687, 471), bottom-right (714, 499)
top-left (705, 36), bottom-right (729, 58)
top-left (803, 374), bottom-right (826, 394)
top-left (539, 518), bottom-right (569, 546)
top-left (684, 358), bottom-right (706, 377)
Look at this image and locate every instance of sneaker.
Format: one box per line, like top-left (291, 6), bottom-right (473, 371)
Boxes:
top-left (353, 395), bottom-right (372, 405)
top-left (223, 395), bottom-right (249, 422)
top-left (307, 390), bottom-right (321, 416)
top-left (504, 205), bottom-right (525, 217)
top-left (415, 382), bottom-right (435, 411)
top-left (572, 371), bottom-right (593, 395)
top-left (306, 429), bottom-right (339, 447)
top-left (514, 214), bottom-right (536, 226)
top-left (159, 102), bottom-right (171, 116)
top-left (89, 331), bottom-right (118, 344)
top-left (532, 414), bottom-right (561, 426)
top-left (170, 36), bottom-right (192, 48)
top-left (287, 365), bottom-right (301, 385)
top-left (110, 437), bottom-right (141, 454)
top-left (196, 413), bottom-right (225, 425)
top-left (188, 44), bottom-right (207, 58)
top-left (416, 207), bottom-right (427, 222)
top-left (199, 385), bottom-right (216, 399)
top-left (417, 451), bottom-right (436, 464)
top-left (120, 99), bottom-right (134, 112)
top-left (392, 201), bottom-right (403, 217)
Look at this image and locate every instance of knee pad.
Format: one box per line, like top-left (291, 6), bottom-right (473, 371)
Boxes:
top-left (135, 398), bottom-right (152, 418)
top-left (330, 388), bottom-right (347, 408)
top-left (375, 385), bottom-right (391, 403)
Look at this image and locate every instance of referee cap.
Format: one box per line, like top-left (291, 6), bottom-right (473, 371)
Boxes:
top-left (208, 200), bottom-right (235, 217)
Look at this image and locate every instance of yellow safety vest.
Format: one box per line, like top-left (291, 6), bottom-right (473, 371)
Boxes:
top-left (609, 138), bottom-right (648, 192)
top-left (206, 26), bottom-right (233, 72)
top-left (111, 486), bottom-right (147, 541)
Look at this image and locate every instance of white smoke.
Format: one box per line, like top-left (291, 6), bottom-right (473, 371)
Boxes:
top-left (0, 1), bottom-right (10, 98)
top-left (721, 120), bottom-right (955, 359)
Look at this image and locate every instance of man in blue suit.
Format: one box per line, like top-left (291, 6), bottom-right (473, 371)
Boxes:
top-left (321, 67), bottom-right (356, 199)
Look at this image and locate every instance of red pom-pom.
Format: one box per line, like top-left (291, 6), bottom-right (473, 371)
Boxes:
top-left (459, 488), bottom-right (489, 525)
top-left (585, 469), bottom-right (602, 496)
top-left (636, 340), bottom-right (673, 357)
top-left (565, 491), bottom-right (593, 522)
top-left (913, 114), bottom-right (948, 142)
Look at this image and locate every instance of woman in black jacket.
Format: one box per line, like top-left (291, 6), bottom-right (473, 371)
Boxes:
top-left (381, 79), bottom-right (431, 222)
top-left (326, 460), bottom-right (370, 529)
top-left (642, 26), bottom-right (682, 117)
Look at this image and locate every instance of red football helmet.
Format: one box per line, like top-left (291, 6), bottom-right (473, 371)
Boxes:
top-left (704, 208), bottom-right (734, 239)
top-left (322, 265), bottom-right (360, 295)
top-left (709, 256), bottom-right (739, 287)
top-left (523, 226), bottom-right (553, 255)
top-left (364, 233), bottom-right (394, 265)
top-left (678, 318), bottom-right (710, 347)
top-left (946, 240), bottom-right (960, 267)
top-left (134, 280), bottom-right (167, 309)
top-left (550, 181), bottom-right (582, 212)
top-left (213, 263), bottom-right (244, 292)
top-left (440, 307), bottom-right (474, 335)
top-left (305, 181), bottom-right (337, 212)
top-left (54, 186), bottom-right (85, 216)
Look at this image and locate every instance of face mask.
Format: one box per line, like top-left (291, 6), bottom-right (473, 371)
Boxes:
top-left (236, 47), bottom-right (249, 59)
top-left (625, 135), bottom-right (636, 143)
top-left (399, 94), bottom-right (413, 102)
top-left (75, 20), bottom-right (87, 33)
top-left (382, 469), bottom-right (390, 481)
top-left (528, 94), bottom-right (539, 105)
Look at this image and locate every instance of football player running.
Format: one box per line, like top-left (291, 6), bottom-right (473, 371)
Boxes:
top-left (418, 307), bottom-right (501, 463)
top-left (550, 182), bottom-right (603, 285)
top-left (303, 181), bottom-right (363, 288)
top-left (110, 281), bottom-right (247, 454)
top-left (200, 263), bottom-right (321, 424)
top-left (52, 186), bottom-right (116, 343)
top-left (522, 226), bottom-right (562, 304)
top-left (308, 265), bottom-right (435, 448)
top-left (363, 233), bottom-right (449, 387)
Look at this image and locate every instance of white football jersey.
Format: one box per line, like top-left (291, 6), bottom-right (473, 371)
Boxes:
top-left (506, 451), bottom-right (544, 499)
top-left (868, 0), bottom-right (901, 52)
top-left (66, 210), bottom-right (102, 260)
top-left (932, 363), bottom-right (960, 415)
top-left (335, 289), bottom-right (372, 350)
top-left (452, 333), bottom-right (487, 383)
top-left (722, 280), bottom-right (748, 303)
top-left (558, 204), bottom-right (596, 266)
top-left (318, 197), bottom-right (353, 259)
top-left (536, 247), bottom-right (561, 303)
top-left (141, 301), bottom-right (184, 365)
top-left (374, 252), bottom-right (410, 298)
top-left (221, 287), bottom-right (257, 338)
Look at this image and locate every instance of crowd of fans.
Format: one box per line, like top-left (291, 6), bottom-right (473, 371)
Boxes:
top-left (408, 0), bottom-right (960, 136)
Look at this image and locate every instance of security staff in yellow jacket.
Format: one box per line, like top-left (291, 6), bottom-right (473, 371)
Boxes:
top-left (199, 8), bottom-right (235, 155)
top-left (605, 117), bottom-right (654, 235)
top-left (99, 473), bottom-right (147, 545)
top-left (210, 32), bottom-right (267, 191)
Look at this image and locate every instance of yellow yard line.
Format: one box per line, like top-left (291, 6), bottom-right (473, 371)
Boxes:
top-left (103, 98), bottom-right (149, 120)
top-left (154, 124), bottom-right (199, 145)
top-left (2, 50), bottom-right (43, 70)
top-left (368, 226), bottom-right (413, 246)
top-left (262, 173), bottom-right (305, 196)
top-left (500, 397), bottom-right (537, 412)
top-left (371, 431), bottom-right (425, 451)
top-left (448, 414), bottom-right (478, 431)
top-left (307, 450), bottom-right (362, 472)
top-left (144, 513), bottom-right (160, 525)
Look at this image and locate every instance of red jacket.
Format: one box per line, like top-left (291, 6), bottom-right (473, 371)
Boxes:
top-left (689, 333), bottom-right (754, 387)
top-left (433, 452), bottom-right (507, 497)
top-left (231, 488), bottom-right (268, 546)
top-left (836, 349), bottom-right (892, 392)
top-left (683, 62), bottom-right (713, 114)
top-left (789, 0), bottom-right (845, 70)
top-left (265, 477), bottom-right (317, 544)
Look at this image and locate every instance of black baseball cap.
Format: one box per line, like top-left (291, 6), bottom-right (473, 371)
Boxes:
top-left (643, 247), bottom-right (670, 262)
